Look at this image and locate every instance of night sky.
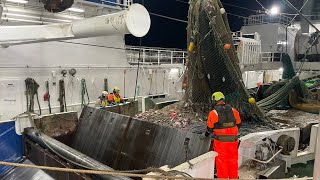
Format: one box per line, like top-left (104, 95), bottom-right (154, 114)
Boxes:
top-left (125, 0), bottom-right (304, 49)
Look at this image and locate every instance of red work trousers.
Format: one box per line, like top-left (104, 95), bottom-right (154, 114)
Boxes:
top-left (214, 139), bottom-right (239, 179)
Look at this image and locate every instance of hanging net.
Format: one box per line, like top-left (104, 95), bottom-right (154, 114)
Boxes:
top-left (184, 0), bottom-right (277, 128)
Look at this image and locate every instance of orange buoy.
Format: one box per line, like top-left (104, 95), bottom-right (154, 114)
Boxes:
top-left (224, 43), bottom-right (231, 50)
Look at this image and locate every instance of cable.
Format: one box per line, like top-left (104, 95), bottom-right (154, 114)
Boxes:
top-left (133, 0), bottom-right (145, 101)
top-left (286, 0), bottom-right (310, 26)
top-left (149, 12), bottom-right (187, 23)
top-left (175, 0), bottom-right (188, 4)
top-left (255, 0), bottom-right (268, 11)
top-left (222, 2), bottom-right (259, 13)
top-left (58, 41), bottom-right (126, 50)
top-left (227, 13), bottom-right (248, 19)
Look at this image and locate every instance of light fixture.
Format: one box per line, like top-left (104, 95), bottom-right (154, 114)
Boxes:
top-left (270, 6), bottom-right (280, 15)
top-left (170, 68), bottom-right (179, 73)
top-left (68, 7), bottom-right (85, 13)
top-left (279, 67), bottom-right (284, 72)
top-left (6, 0), bottom-right (28, 3)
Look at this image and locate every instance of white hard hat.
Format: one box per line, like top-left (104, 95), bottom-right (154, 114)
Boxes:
top-left (102, 91), bottom-right (108, 95)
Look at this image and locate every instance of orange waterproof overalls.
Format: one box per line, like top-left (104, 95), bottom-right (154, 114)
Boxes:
top-left (206, 102), bottom-right (241, 179)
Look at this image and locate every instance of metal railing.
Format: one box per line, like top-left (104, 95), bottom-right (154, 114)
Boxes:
top-left (244, 14), bottom-right (291, 26)
top-left (261, 52), bottom-right (284, 62)
top-left (237, 37), bottom-right (262, 65)
top-left (126, 46), bottom-right (187, 65)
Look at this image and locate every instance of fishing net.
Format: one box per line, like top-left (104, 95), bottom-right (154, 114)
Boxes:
top-left (184, 0), bottom-right (277, 128)
top-left (135, 0), bottom-right (280, 134)
top-left (281, 54), bottom-right (296, 79)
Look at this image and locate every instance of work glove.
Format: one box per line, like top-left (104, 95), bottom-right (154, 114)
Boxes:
top-left (199, 133), bottom-right (209, 140)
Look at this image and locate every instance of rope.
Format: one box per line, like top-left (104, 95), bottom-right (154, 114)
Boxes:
top-left (58, 79), bottom-right (67, 112)
top-left (81, 78), bottom-right (90, 108)
top-left (25, 78), bottom-right (41, 115)
top-left (0, 161), bottom-right (314, 180)
top-left (133, 33), bottom-right (143, 101)
top-left (45, 81), bottom-right (52, 114)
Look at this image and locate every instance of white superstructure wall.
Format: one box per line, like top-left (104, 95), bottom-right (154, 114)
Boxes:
top-left (0, 35), bottom-right (184, 119)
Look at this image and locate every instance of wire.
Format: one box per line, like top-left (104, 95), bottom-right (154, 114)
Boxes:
top-left (149, 12), bottom-right (187, 23)
top-left (133, 0), bottom-right (145, 101)
top-left (133, 38), bottom-right (142, 101)
top-left (255, 0), bottom-right (268, 11)
top-left (58, 41), bottom-right (126, 50)
top-left (227, 13), bottom-right (248, 19)
top-left (175, 0), bottom-right (188, 4)
top-left (286, 0), bottom-right (310, 25)
top-left (222, 2), bottom-right (259, 13)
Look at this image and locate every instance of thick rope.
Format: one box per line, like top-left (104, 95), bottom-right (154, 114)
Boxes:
top-left (81, 78), bottom-right (90, 108)
top-left (0, 161), bottom-right (314, 180)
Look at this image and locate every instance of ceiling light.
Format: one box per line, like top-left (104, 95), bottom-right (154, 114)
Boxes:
top-left (270, 6), bottom-right (280, 15)
top-left (6, 0), bottom-right (28, 3)
top-left (68, 7), bottom-right (84, 13)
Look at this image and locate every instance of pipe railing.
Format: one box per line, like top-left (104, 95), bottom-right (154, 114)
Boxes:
top-left (126, 46), bottom-right (187, 65)
top-left (261, 52), bottom-right (284, 62)
top-left (244, 14), bottom-right (292, 26)
top-left (237, 38), bottom-right (262, 65)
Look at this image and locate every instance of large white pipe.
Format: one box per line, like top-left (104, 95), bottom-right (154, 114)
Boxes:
top-left (0, 3), bottom-right (150, 47)
top-left (71, 3), bottom-right (150, 38)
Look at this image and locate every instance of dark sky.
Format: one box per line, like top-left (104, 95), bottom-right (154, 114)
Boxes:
top-left (125, 0), bottom-right (304, 49)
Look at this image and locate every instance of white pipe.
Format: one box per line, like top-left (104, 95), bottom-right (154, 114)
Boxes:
top-left (314, 123), bottom-right (320, 180)
top-left (0, 4), bottom-right (150, 47)
top-left (71, 3), bottom-right (150, 38)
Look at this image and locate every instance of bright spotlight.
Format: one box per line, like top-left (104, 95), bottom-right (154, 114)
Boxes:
top-left (270, 6), bottom-right (280, 15)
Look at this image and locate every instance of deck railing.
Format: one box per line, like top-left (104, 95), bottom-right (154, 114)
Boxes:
top-left (244, 14), bottom-right (291, 26)
top-left (126, 46), bottom-right (187, 65)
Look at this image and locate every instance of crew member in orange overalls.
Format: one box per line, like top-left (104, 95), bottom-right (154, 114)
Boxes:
top-left (200, 91), bottom-right (241, 179)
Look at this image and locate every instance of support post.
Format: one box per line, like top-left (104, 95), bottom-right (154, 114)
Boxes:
top-left (182, 52), bottom-right (185, 64)
top-left (143, 49), bottom-right (146, 63)
top-left (171, 51), bottom-right (173, 64)
top-left (314, 123), bottom-right (320, 180)
top-left (158, 50), bottom-right (160, 65)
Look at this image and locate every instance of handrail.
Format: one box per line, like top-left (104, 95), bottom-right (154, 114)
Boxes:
top-left (126, 46), bottom-right (187, 65)
top-left (244, 14), bottom-right (291, 26)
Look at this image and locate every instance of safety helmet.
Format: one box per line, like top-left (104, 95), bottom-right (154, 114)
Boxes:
top-left (114, 86), bottom-right (120, 92)
top-left (212, 92), bottom-right (225, 101)
top-left (102, 91), bottom-right (108, 96)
